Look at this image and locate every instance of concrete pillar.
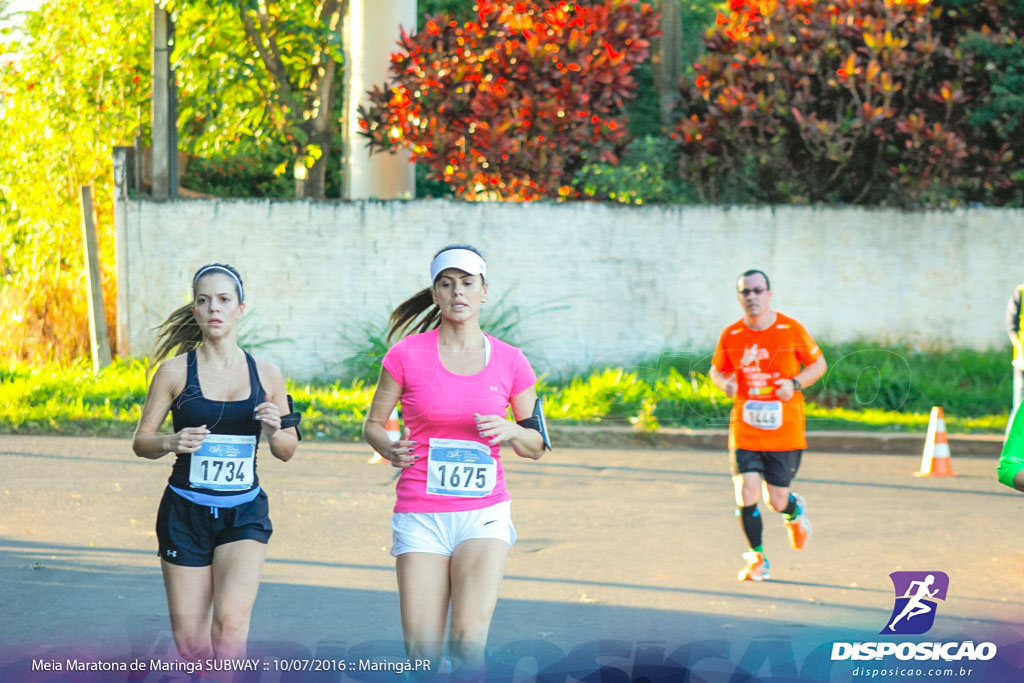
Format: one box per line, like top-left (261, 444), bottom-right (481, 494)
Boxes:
top-left (151, 3), bottom-right (177, 198)
top-left (343, 0), bottom-right (417, 199)
top-left (112, 147), bottom-right (132, 356)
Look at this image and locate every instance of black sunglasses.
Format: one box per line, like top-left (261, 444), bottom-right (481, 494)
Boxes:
top-left (738, 287), bottom-right (768, 296)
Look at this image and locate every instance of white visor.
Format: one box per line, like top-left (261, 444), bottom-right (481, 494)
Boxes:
top-left (430, 249), bottom-right (487, 284)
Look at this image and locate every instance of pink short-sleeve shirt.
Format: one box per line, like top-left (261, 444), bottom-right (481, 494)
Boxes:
top-left (382, 328), bottom-right (537, 513)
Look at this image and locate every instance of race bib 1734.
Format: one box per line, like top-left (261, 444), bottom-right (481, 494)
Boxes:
top-left (188, 434), bottom-right (256, 491)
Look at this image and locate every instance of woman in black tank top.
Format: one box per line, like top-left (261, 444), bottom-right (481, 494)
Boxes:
top-left (133, 263), bottom-right (299, 663)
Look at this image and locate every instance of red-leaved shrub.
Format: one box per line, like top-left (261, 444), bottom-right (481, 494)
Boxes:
top-left (359, 0), bottom-right (658, 200)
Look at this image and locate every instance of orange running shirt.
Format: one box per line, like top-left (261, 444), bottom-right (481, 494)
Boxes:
top-left (711, 312), bottom-right (823, 451)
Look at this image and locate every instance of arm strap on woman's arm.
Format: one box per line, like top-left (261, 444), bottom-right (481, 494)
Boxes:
top-left (280, 394), bottom-right (302, 441)
top-left (516, 398), bottom-right (551, 450)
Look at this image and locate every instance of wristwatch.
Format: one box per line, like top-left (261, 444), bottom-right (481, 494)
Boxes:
top-left (792, 378), bottom-right (802, 392)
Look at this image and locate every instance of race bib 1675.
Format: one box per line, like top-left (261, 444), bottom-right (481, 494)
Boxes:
top-left (426, 438), bottom-right (497, 498)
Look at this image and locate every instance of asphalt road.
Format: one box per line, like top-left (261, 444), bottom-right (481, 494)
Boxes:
top-left (1, 434), bottom-right (1023, 681)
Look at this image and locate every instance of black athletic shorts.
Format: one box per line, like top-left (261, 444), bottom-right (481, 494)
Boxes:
top-left (730, 449), bottom-right (803, 487)
top-left (155, 487), bottom-right (273, 567)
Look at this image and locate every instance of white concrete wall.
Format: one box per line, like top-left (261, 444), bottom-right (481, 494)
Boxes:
top-left (115, 199), bottom-right (1024, 380)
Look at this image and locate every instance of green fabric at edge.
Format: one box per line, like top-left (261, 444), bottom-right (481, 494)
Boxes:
top-left (998, 405), bottom-right (1024, 489)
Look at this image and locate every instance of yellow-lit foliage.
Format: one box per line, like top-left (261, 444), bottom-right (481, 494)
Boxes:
top-left (0, 0), bottom-right (150, 362)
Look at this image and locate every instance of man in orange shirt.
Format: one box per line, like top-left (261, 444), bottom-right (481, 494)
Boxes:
top-left (710, 270), bottom-right (828, 581)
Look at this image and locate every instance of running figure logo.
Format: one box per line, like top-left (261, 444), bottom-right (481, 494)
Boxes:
top-left (881, 571), bottom-right (949, 635)
top-left (740, 344), bottom-right (769, 369)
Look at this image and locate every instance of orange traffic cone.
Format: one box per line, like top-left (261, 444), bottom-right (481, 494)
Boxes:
top-left (369, 407), bottom-right (401, 464)
top-left (915, 406), bottom-right (957, 477)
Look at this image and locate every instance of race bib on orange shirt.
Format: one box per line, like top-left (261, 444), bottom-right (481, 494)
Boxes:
top-left (742, 400), bottom-right (782, 430)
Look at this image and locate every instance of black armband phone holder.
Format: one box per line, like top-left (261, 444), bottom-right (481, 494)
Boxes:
top-left (516, 397), bottom-right (551, 450)
top-left (280, 394), bottom-right (302, 441)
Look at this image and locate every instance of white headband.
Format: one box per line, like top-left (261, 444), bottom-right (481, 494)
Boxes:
top-left (430, 249), bottom-right (486, 284)
top-left (193, 265), bottom-right (245, 302)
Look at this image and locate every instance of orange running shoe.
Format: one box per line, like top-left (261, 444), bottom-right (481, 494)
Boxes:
top-left (784, 493), bottom-right (811, 550)
top-left (737, 551), bottom-right (770, 581)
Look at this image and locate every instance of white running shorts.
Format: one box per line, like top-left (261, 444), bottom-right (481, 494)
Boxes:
top-left (390, 501), bottom-right (516, 557)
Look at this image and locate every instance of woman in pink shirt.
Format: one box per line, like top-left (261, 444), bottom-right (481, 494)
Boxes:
top-left (363, 245), bottom-right (547, 681)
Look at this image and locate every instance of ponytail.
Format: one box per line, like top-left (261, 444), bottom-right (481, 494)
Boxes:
top-left (386, 288), bottom-right (440, 345)
top-left (149, 303), bottom-right (201, 369)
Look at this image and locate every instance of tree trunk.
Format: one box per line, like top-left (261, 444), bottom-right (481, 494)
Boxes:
top-left (653, 0), bottom-right (683, 131)
top-left (302, 123), bottom-right (334, 199)
top-left (300, 44), bottom-right (341, 199)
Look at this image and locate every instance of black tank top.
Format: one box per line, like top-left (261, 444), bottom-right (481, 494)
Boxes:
top-left (168, 350), bottom-right (266, 495)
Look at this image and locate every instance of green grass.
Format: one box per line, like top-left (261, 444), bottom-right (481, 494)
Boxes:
top-left (0, 358), bottom-right (148, 437)
top-left (0, 342), bottom-right (1013, 440)
top-left (812, 341), bottom-right (1010, 417)
top-left (805, 405), bottom-right (1006, 434)
top-left (539, 342), bottom-right (1012, 434)
top-left (283, 380), bottom-right (375, 441)
top-left (0, 359), bottom-right (374, 441)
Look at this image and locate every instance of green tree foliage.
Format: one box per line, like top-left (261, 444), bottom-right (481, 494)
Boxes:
top-left (358, 0), bottom-right (659, 200)
top-left (623, 0), bottom-right (720, 140)
top-left (0, 0), bottom-right (150, 362)
top-left (167, 0), bottom-right (346, 199)
top-left (0, 0), bottom-right (353, 362)
top-left (675, 0), bottom-right (1024, 206)
top-left (418, 0), bottom-right (479, 25)
top-left (934, 0), bottom-right (1024, 205)
top-left (558, 0), bottom-right (716, 204)
top-left (677, 0), bottom-right (720, 75)
top-left (574, 135), bottom-right (695, 203)
top-left (180, 151), bottom-right (295, 197)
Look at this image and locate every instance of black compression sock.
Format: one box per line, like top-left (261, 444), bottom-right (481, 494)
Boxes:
top-left (738, 504), bottom-right (763, 550)
top-left (782, 493), bottom-right (798, 519)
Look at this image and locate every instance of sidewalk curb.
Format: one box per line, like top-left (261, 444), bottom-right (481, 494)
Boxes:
top-left (548, 425), bottom-right (1003, 456)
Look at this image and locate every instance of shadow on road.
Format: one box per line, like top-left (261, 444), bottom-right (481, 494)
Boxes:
top-left (3, 536), bottom-right (1021, 647)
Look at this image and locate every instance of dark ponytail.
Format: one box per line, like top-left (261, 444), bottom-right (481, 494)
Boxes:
top-left (385, 244), bottom-right (486, 345)
top-left (386, 288), bottom-right (439, 345)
